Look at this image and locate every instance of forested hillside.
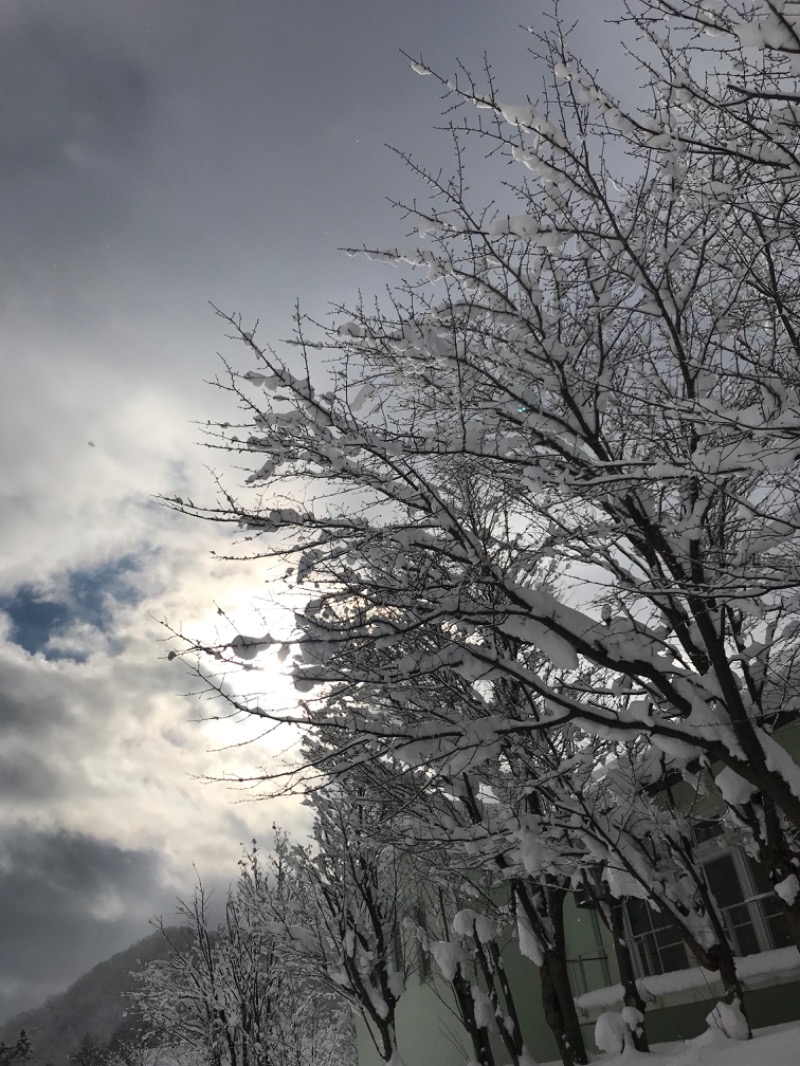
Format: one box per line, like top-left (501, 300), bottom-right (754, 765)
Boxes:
top-left (0, 928), bottom-right (190, 1066)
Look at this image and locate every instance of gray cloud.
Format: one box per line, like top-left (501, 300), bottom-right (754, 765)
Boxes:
top-left (0, 748), bottom-right (67, 804)
top-left (1, 8), bottom-right (155, 303)
top-left (0, 554), bottom-right (309, 1022)
top-left (1, 17), bottom-right (149, 180)
top-left (0, 825), bottom-right (169, 1021)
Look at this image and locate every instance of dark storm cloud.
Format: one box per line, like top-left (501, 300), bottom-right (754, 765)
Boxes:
top-left (0, 747), bottom-right (66, 803)
top-left (1, 4), bottom-right (157, 299)
top-left (2, 17), bottom-right (149, 179)
top-left (0, 825), bottom-right (170, 1023)
top-left (0, 680), bottom-right (34, 731)
top-left (0, 645), bottom-right (71, 735)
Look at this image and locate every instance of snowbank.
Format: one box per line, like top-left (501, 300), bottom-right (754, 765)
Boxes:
top-left (544, 1019), bottom-right (800, 1066)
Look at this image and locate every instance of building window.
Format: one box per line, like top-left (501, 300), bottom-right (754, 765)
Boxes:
top-left (624, 846), bottom-right (792, 979)
top-left (567, 909), bottom-right (612, 995)
top-left (625, 898), bottom-right (689, 978)
top-left (702, 851), bottom-right (792, 957)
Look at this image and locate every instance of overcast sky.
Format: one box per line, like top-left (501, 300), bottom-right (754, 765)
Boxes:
top-left (0, 0), bottom-right (615, 1023)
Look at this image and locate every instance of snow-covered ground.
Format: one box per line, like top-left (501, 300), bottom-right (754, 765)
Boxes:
top-left (543, 1019), bottom-right (800, 1066)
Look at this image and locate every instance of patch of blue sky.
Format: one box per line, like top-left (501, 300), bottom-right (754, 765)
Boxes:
top-left (0, 554), bottom-right (145, 660)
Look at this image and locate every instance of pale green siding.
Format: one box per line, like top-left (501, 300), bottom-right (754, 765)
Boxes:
top-left (355, 977), bottom-right (470, 1066)
top-left (488, 935), bottom-right (556, 1063)
top-left (356, 721), bottom-right (800, 1063)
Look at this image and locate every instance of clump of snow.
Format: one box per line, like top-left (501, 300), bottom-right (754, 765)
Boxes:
top-left (705, 999), bottom-right (749, 1041)
top-left (570, 1019), bottom-right (800, 1066)
top-left (576, 982), bottom-right (626, 1013)
top-left (622, 1005), bottom-right (644, 1034)
top-left (595, 1011), bottom-right (634, 1054)
top-left (429, 940), bottom-right (463, 982)
top-left (734, 945), bottom-right (800, 984)
top-left (715, 767), bottom-right (757, 806)
top-left (471, 983), bottom-right (492, 1028)
top-left (774, 873), bottom-right (799, 906)
top-left (516, 911), bottom-right (543, 966)
top-left (652, 734), bottom-right (703, 761)
top-left (758, 731), bottom-right (800, 803)
top-left (229, 632), bottom-right (271, 660)
top-left (603, 863), bottom-right (650, 901)
top-left (516, 821), bottom-right (549, 876)
top-left (337, 320), bottom-right (367, 338)
top-left (452, 908), bottom-right (497, 943)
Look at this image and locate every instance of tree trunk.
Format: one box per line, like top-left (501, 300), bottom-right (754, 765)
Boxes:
top-left (514, 879), bottom-right (589, 1066)
top-left (450, 965), bottom-right (496, 1066)
top-left (543, 947), bottom-right (588, 1066)
top-left (375, 1018), bottom-right (401, 1064)
top-left (750, 795), bottom-right (800, 953)
top-left (540, 957), bottom-right (571, 1066)
top-left (661, 855), bottom-right (752, 1038)
top-left (538, 886), bottom-right (588, 1066)
top-left (475, 939), bottom-right (526, 1066)
top-left (782, 897), bottom-right (800, 952)
top-left (602, 898), bottom-right (649, 1052)
top-left (687, 940), bottom-right (749, 1040)
top-left (538, 955), bottom-right (586, 1066)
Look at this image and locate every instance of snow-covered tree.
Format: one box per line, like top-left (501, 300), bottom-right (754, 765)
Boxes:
top-left (563, 738), bottom-right (750, 1022)
top-left (0, 1032), bottom-right (31, 1066)
top-left (170, 0), bottom-right (800, 944)
top-left (415, 879), bottom-right (532, 1066)
top-left (163, 2), bottom-right (800, 1059)
top-left (264, 785), bottom-right (412, 1066)
top-left (134, 844), bottom-right (353, 1066)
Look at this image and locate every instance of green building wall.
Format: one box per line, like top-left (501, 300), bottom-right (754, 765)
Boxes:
top-left (355, 977), bottom-right (470, 1066)
top-left (356, 721), bottom-right (800, 1064)
top-left (356, 904), bottom-right (800, 1065)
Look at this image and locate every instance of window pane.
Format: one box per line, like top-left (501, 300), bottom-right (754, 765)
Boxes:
top-left (582, 957), bottom-right (611, 989)
top-left (693, 820), bottom-right (724, 846)
top-left (626, 901), bottom-right (690, 977)
top-left (745, 855), bottom-right (772, 895)
top-left (704, 855), bottom-right (745, 908)
top-left (725, 905), bottom-right (760, 956)
top-left (658, 942), bottom-right (689, 973)
top-left (627, 899), bottom-right (655, 936)
top-left (637, 933), bottom-right (661, 977)
top-left (654, 925), bottom-right (685, 952)
top-left (568, 960), bottom-right (587, 997)
top-left (762, 896), bottom-right (793, 949)
top-left (741, 855), bottom-right (793, 949)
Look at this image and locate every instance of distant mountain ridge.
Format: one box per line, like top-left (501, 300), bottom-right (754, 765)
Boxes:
top-left (0, 927), bottom-right (191, 1066)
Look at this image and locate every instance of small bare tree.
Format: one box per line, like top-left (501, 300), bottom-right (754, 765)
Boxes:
top-left (134, 844), bottom-right (353, 1066)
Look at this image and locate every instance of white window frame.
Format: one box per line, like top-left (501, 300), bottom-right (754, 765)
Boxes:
top-left (623, 895), bottom-right (691, 979)
top-left (699, 845), bottom-right (789, 957)
top-left (623, 838), bottom-right (790, 979)
top-left (567, 908), bottom-right (612, 995)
